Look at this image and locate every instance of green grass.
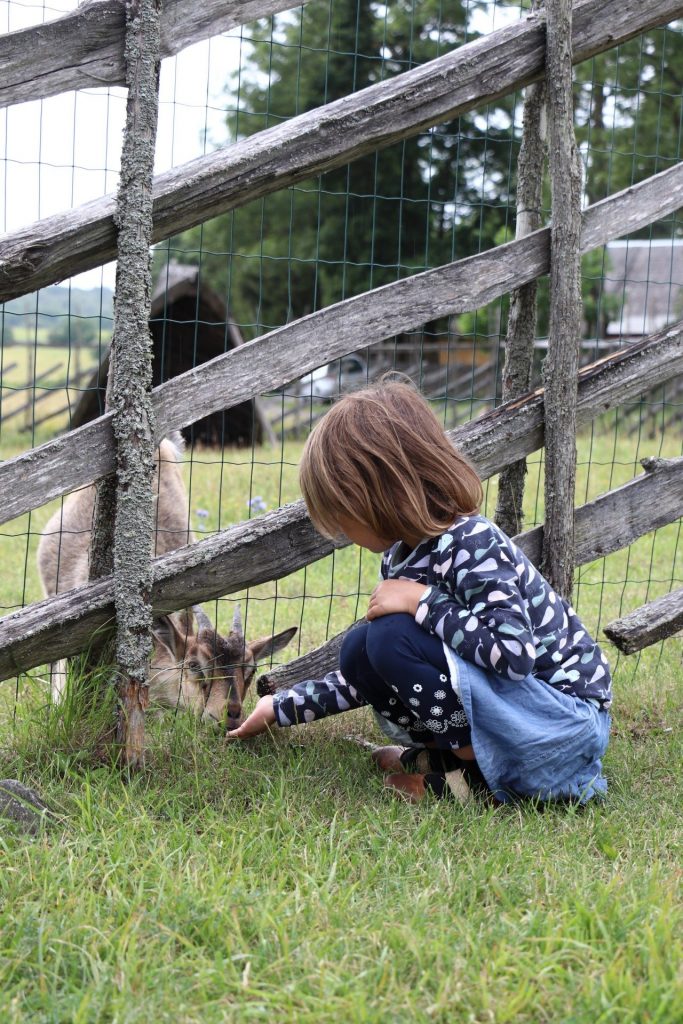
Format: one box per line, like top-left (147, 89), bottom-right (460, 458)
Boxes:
top-left (0, 416), bottom-right (682, 1022)
top-left (0, 668), bottom-right (681, 1023)
top-left (1, 344), bottom-right (102, 437)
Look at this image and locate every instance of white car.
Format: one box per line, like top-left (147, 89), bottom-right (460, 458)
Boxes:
top-left (297, 354), bottom-right (367, 400)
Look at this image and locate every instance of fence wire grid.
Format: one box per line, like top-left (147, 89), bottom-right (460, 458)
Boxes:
top-left (0, 0), bottom-right (682, 713)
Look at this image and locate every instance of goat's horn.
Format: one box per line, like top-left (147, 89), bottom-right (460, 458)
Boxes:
top-left (232, 604), bottom-right (244, 639)
top-left (192, 605), bottom-right (213, 632)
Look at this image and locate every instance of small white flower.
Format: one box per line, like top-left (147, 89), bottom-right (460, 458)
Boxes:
top-left (430, 705), bottom-right (444, 716)
top-left (391, 684), bottom-right (398, 692)
top-left (398, 716), bottom-right (410, 725)
top-left (388, 698), bottom-right (397, 705)
top-left (409, 698), bottom-right (420, 707)
top-left (425, 719), bottom-right (444, 731)
top-left (434, 690), bottom-right (447, 700)
top-left (381, 710), bottom-right (391, 718)
top-left (413, 684), bottom-right (423, 693)
top-left (448, 709), bottom-right (469, 727)
top-left (439, 674), bottom-right (448, 682)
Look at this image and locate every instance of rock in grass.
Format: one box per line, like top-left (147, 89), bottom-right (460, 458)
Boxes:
top-left (0, 779), bottom-right (55, 835)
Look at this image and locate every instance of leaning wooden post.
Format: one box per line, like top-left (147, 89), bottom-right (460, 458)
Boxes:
top-left (494, 0), bottom-right (547, 539)
top-left (541, 0), bottom-right (583, 599)
top-left (110, 0), bottom-right (162, 766)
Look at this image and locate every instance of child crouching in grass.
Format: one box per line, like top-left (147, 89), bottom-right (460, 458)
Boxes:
top-left (228, 379), bottom-right (612, 805)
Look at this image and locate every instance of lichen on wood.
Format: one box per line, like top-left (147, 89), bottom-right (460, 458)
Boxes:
top-left (109, 0), bottom-right (162, 766)
top-left (495, 0), bottom-right (547, 539)
top-left (541, 0), bottom-right (584, 599)
top-left (604, 587), bottom-right (683, 654)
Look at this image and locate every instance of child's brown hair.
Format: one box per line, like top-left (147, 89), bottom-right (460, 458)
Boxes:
top-left (299, 378), bottom-right (483, 547)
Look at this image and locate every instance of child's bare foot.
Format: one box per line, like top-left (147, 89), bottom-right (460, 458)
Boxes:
top-left (370, 745), bottom-right (407, 772)
top-left (384, 769), bottom-right (475, 804)
top-left (383, 772), bottom-right (427, 802)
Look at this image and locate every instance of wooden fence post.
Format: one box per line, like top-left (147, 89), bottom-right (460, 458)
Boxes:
top-left (110, 0), bottom-right (162, 767)
top-left (494, 0), bottom-right (547, 538)
top-left (541, 0), bottom-right (583, 599)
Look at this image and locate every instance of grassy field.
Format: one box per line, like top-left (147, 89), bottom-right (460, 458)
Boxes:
top-left (1, 343), bottom-right (103, 437)
top-left (0, 417), bottom-right (681, 1022)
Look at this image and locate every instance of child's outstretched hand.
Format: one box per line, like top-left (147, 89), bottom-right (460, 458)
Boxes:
top-left (226, 695), bottom-right (276, 739)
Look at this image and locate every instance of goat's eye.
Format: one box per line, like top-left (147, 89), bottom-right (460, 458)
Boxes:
top-left (187, 660), bottom-right (201, 673)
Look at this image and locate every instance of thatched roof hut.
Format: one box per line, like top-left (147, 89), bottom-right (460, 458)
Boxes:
top-left (70, 263), bottom-right (274, 447)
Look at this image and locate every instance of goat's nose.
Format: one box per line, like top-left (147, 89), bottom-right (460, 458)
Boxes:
top-left (227, 701), bottom-right (243, 722)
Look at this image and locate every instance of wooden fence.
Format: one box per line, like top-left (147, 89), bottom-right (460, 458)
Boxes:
top-left (0, 0), bottom-right (682, 748)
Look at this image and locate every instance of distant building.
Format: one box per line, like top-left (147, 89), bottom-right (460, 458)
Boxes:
top-left (70, 263), bottom-right (274, 447)
top-left (604, 239), bottom-right (683, 338)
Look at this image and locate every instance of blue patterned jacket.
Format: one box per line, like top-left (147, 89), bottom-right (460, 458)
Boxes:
top-left (273, 515), bottom-right (612, 727)
top-left (387, 515), bottom-right (611, 705)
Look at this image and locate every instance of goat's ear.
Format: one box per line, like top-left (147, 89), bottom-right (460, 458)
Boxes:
top-left (175, 607), bottom-right (195, 638)
top-left (153, 616), bottom-right (179, 659)
top-left (249, 626), bottom-right (297, 663)
top-left (153, 612), bottom-right (193, 660)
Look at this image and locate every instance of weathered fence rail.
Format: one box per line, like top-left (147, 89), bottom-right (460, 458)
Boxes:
top-left (604, 589), bottom-right (683, 654)
top-left (1, 338), bottom-right (681, 682)
top-left (2, 163), bottom-right (682, 527)
top-left (1, 0), bottom-right (681, 303)
top-left (257, 457), bottom-right (683, 692)
top-left (255, 446), bottom-right (683, 688)
top-left (1, 0), bottom-right (681, 685)
top-left (0, 0), bottom-right (309, 109)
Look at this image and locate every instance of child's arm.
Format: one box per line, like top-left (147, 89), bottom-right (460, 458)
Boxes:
top-left (271, 670), bottom-right (366, 725)
top-left (227, 670), bottom-right (366, 739)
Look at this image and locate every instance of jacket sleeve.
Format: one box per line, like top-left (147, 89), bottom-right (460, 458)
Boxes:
top-left (414, 523), bottom-right (537, 681)
top-left (271, 670), bottom-right (366, 726)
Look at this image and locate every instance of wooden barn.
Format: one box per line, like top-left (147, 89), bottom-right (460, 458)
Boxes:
top-left (604, 239), bottom-right (683, 338)
top-left (70, 263), bottom-right (274, 446)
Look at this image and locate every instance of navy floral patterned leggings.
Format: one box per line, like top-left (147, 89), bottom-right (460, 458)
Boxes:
top-left (339, 614), bottom-right (472, 750)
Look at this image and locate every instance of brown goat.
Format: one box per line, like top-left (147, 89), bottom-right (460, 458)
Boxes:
top-left (37, 438), bottom-right (296, 728)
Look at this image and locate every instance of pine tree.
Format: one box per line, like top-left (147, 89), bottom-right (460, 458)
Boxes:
top-left (167, 0), bottom-right (518, 336)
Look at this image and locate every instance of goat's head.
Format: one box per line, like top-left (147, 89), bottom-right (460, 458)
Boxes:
top-left (149, 605), bottom-right (296, 729)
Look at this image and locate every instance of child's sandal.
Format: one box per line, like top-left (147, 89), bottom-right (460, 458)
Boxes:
top-left (383, 769), bottom-right (473, 805)
top-left (399, 746), bottom-right (463, 774)
top-left (428, 762), bottom-right (499, 805)
top-left (398, 747), bottom-right (433, 773)
top-left (423, 770), bottom-right (473, 803)
top-left (384, 761), bottom-right (493, 805)
top-left (370, 745), bottom-right (438, 773)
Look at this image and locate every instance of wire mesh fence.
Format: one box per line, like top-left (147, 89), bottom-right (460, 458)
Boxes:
top-left (1, 0), bottom-right (681, 719)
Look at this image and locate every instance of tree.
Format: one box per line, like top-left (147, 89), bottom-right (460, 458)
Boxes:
top-left (575, 25), bottom-right (683, 221)
top-left (166, 0), bottom-right (518, 336)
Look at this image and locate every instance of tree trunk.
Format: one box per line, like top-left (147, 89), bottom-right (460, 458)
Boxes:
top-left (541, 0), bottom-right (584, 599)
top-left (111, 0), bottom-right (162, 768)
top-left (495, 0), bottom-right (547, 538)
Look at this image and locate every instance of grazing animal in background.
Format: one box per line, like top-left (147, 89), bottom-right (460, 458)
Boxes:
top-left (37, 437), bottom-right (296, 729)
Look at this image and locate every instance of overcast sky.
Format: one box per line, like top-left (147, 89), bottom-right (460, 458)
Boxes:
top-left (0, 0), bottom-right (242, 289)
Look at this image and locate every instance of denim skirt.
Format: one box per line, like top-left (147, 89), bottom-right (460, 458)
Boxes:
top-left (376, 644), bottom-right (611, 805)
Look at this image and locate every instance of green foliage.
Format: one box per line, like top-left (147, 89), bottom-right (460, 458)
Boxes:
top-left (574, 26), bottom-right (683, 220)
top-left (162, 7), bottom-right (683, 347)
top-left (165, 0), bottom-right (518, 336)
top-left (455, 246), bottom-right (623, 343)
